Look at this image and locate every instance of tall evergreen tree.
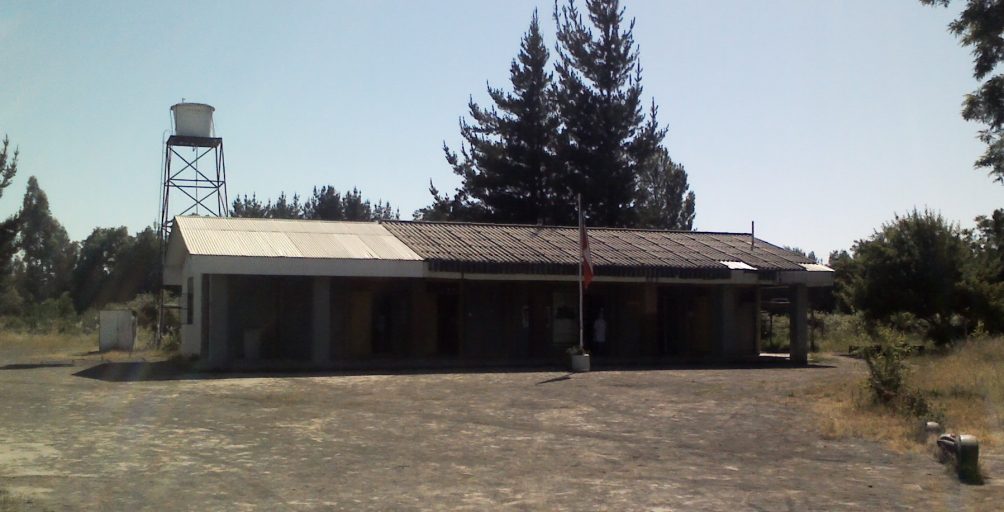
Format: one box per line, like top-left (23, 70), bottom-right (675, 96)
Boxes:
top-left (268, 192), bottom-right (304, 219)
top-left (231, 194), bottom-right (269, 218)
top-left (414, 181), bottom-right (479, 221)
top-left (635, 147), bottom-right (696, 230)
top-left (305, 186), bottom-right (344, 220)
top-left (341, 188), bottom-right (370, 220)
top-left (436, 10), bottom-right (561, 224)
top-left (0, 135), bottom-right (17, 195)
top-left (553, 0), bottom-right (666, 227)
top-left (15, 176), bottom-right (77, 303)
top-left (0, 135), bottom-right (20, 314)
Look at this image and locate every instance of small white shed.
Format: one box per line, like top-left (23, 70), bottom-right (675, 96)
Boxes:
top-left (99, 310), bottom-right (137, 352)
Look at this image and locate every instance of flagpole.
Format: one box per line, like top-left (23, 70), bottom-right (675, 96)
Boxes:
top-left (578, 193), bottom-right (584, 353)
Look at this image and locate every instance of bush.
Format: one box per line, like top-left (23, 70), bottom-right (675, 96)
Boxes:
top-left (760, 312), bottom-right (789, 352)
top-left (862, 328), bottom-right (945, 424)
top-left (16, 292), bottom-right (83, 333)
top-left (863, 333), bottom-right (910, 404)
top-left (814, 312), bottom-right (869, 353)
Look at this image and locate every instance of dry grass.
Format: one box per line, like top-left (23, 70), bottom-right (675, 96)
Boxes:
top-left (810, 338), bottom-right (1004, 452)
top-left (811, 375), bottom-right (923, 453)
top-left (0, 329), bottom-right (164, 362)
top-left (911, 339), bottom-right (1004, 448)
top-left (0, 489), bottom-right (40, 512)
top-left (0, 330), bottom-right (95, 359)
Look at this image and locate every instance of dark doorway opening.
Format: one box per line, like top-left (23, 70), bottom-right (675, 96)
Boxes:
top-left (436, 294), bottom-right (460, 356)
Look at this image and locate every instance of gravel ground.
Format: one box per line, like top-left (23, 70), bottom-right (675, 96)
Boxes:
top-left (0, 353), bottom-right (1000, 511)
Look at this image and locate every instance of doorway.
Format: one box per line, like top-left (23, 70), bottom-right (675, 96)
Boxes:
top-left (436, 294), bottom-right (460, 356)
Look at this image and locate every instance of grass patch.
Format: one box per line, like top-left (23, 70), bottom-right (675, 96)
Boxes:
top-left (762, 312), bottom-right (874, 354)
top-left (0, 328), bottom-right (170, 362)
top-left (911, 339), bottom-right (1004, 448)
top-left (0, 488), bottom-right (45, 512)
top-left (813, 384), bottom-right (921, 452)
top-left (810, 337), bottom-right (1004, 453)
top-left (0, 330), bottom-right (95, 359)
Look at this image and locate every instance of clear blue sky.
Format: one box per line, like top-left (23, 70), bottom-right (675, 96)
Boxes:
top-left (1, 0), bottom-right (998, 258)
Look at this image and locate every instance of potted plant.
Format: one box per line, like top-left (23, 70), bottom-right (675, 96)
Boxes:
top-left (567, 345), bottom-right (590, 372)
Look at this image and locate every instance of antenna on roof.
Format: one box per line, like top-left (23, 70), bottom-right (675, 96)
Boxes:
top-left (751, 221), bottom-right (755, 250)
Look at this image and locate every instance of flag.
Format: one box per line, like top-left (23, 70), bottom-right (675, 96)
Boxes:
top-left (579, 197), bottom-right (594, 289)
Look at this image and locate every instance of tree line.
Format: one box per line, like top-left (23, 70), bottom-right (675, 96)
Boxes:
top-left (0, 148), bottom-right (160, 320)
top-left (823, 1), bottom-right (1004, 343)
top-left (417, 0), bottom-right (696, 229)
top-left (231, 186), bottom-right (398, 221)
top-left (823, 208), bottom-right (1004, 344)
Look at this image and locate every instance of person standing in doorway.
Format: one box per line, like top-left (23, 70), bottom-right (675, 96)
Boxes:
top-left (593, 309), bottom-right (607, 356)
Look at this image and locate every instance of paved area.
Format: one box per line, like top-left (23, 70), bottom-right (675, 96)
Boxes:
top-left (0, 355), bottom-right (1000, 511)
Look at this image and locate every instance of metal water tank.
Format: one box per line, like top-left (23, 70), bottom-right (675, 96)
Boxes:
top-left (171, 103), bottom-right (215, 137)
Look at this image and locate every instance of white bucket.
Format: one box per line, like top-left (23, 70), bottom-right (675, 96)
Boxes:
top-left (171, 103), bottom-right (215, 137)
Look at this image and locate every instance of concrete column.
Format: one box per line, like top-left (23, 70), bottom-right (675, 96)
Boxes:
top-left (207, 275), bottom-right (229, 367)
top-left (754, 287), bottom-right (762, 354)
top-left (312, 277), bottom-right (331, 365)
top-left (713, 286), bottom-right (737, 359)
top-left (329, 281), bottom-right (345, 360)
top-left (179, 273), bottom-right (200, 357)
top-left (641, 283), bottom-right (658, 355)
top-left (789, 284), bottom-right (809, 365)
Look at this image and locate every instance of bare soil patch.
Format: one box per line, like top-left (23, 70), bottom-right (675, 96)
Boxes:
top-left (0, 346), bottom-right (1001, 510)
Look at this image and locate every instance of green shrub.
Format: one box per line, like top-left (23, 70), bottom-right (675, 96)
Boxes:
top-left (760, 313), bottom-right (789, 352)
top-left (862, 327), bottom-right (945, 424)
top-left (863, 336), bottom-right (910, 404)
top-left (814, 312), bottom-right (869, 353)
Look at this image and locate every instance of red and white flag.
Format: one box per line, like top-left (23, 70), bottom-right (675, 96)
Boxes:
top-left (579, 195), bottom-right (594, 289)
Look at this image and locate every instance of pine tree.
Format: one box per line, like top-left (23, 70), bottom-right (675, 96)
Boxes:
top-left (305, 186), bottom-right (344, 220)
top-left (231, 194), bottom-right (269, 218)
top-left (436, 10), bottom-right (560, 224)
top-left (267, 192), bottom-right (304, 219)
top-left (0, 135), bottom-right (21, 313)
top-left (414, 181), bottom-right (480, 221)
top-left (553, 0), bottom-right (666, 227)
top-left (0, 214), bottom-right (20, 315)
top-left (0, 136), bottom-right (17, 196)
top-left (232, 187), bottom-right (397, 221)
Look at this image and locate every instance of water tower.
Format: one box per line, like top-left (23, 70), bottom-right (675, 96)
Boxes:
top-left (159, 103), bottom-right (228, 241)
top-left (157, 102), bottom-right (228, 345)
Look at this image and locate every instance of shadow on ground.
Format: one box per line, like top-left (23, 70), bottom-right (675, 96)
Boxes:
top-left (73, 358), bottom-right (833, 382)
top-left (1, 362), bottom-right (75, 370)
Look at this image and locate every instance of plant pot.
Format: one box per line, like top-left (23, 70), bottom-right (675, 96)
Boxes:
top-left (570, 353), bottom-right (590, 372)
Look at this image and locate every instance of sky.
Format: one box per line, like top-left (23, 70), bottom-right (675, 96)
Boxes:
top-left (0, 0), bottom-right (999, 259)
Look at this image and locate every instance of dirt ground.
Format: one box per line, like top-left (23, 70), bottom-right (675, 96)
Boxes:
top-left (0, 350), bottom-right (1001, 511)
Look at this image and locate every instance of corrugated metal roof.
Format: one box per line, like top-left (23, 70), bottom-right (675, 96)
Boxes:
top-left (170, 217), bottom-right (824, 279)
top-left (173, 216), bottom-right (422, 260)
top-left (382, 221), bottom-right (816, 277)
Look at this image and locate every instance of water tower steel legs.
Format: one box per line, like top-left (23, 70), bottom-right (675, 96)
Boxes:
top-left (156, 136), bottom-right (228, 347)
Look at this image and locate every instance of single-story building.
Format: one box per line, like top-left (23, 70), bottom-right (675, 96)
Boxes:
top-left (163, 216), bottom-right (832, 369)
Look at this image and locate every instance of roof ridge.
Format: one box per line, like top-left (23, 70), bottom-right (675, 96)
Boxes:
top-left (177, 215), bottom-right (380, 226)
top-left (381, 219), bottom-right (753, 237)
